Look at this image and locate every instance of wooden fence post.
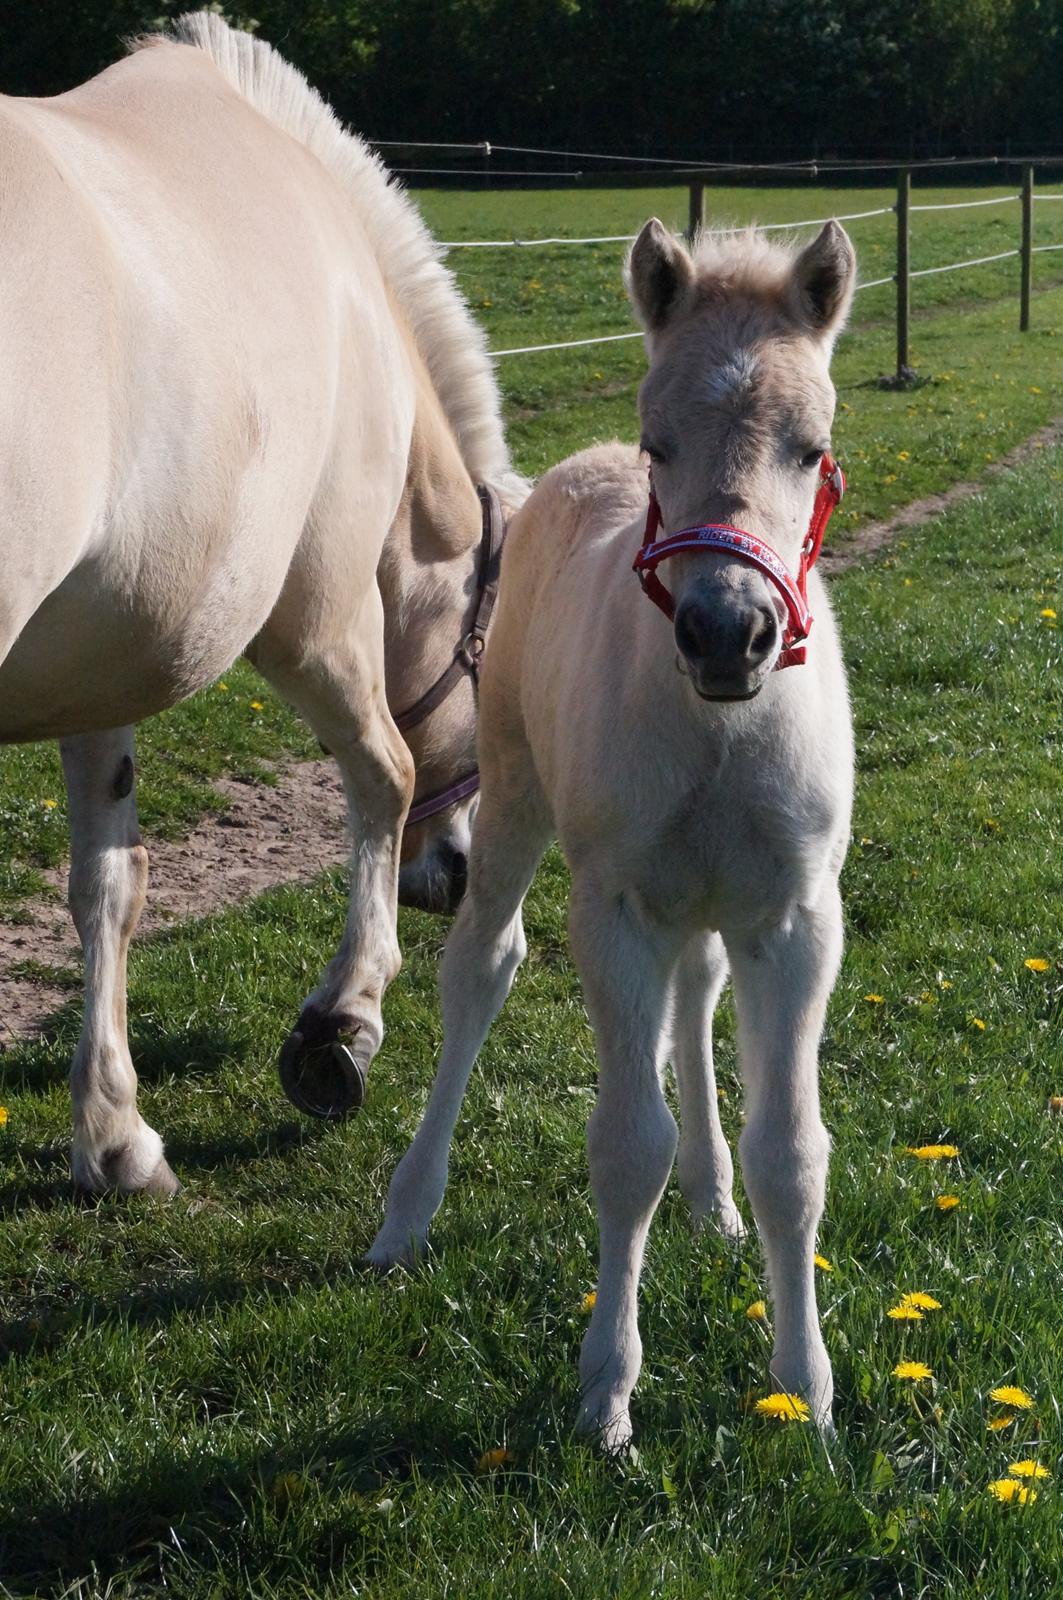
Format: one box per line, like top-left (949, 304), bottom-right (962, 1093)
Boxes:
top-left (687, 181), bottom-right (705, 243)
top-left (1020, 164), bottom-right (1034, 331)
top-left (895, 167), bottom-right (911, 380)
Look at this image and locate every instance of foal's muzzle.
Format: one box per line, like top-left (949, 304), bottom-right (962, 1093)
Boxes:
top-left (674, 594), bottom-right (779, 700)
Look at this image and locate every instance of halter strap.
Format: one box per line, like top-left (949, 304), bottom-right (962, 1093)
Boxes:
top-left (397, 483), bottom-right (505, 822)
top-left (632, 455), bottom-right (844, 670)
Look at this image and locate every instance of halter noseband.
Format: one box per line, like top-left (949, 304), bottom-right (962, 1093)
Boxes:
top-left (397, 483), bottom-right (504, 826)
top-left (632, 454), bottom-right (844, 669)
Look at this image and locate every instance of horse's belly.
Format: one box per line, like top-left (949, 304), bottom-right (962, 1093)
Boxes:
top-left (0, 544), bottom-right (288, 742)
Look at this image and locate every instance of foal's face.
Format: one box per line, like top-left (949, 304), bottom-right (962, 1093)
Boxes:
top-left (629, 220), bottom-right (855, 701)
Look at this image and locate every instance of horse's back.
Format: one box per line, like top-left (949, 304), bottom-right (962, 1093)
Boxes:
top-left (0, 43), bottom-right (413, 740)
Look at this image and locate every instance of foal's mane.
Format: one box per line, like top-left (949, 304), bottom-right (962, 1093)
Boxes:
top-left (138, 12), bottom-right (520, 496)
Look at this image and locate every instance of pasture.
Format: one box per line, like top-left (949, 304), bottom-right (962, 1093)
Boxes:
top-left (0, 184), bottom-right (1061, 1598)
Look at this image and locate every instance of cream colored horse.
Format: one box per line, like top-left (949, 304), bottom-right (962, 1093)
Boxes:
top-left (369, 220), bottom-right (857, 1445)
top-left (0, 13), bottom-right (523, 1194)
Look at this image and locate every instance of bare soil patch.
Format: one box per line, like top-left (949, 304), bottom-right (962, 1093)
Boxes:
top-left (0, 760), bottom-right (347, 1045)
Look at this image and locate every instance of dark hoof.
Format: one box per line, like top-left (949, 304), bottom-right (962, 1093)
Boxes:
top-left (278, 1031), bottom-right (369, 1119)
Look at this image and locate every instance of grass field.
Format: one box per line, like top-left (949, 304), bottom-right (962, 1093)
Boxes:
top-left (0, 183), bottom-right (1062, 1598)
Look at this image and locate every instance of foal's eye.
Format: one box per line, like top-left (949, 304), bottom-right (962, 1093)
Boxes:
top-left (799, 446), bottom-right (827, 470)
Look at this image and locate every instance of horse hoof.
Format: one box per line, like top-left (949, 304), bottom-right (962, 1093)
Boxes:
top-left (142, 1156), bottom-right (183, 1197)
top-left (278, 1030), bottom-right (369, 1119)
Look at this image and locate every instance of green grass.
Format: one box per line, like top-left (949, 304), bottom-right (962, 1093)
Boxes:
top-left (0, 182), bottom-right (1058, 897)
top-left (0, 437), bottom-right (1060, 1595)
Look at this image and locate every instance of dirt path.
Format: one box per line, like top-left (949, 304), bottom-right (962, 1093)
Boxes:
top-left (0, 761), bottom-right (348, 1045)
top-left (819, 415), bottom-right (1063, 574)
top-left (3, 420), bottom-right (1060, 1044)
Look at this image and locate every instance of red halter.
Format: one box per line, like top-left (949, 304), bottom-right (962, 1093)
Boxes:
top-left (632, 454), bottom-right (845, 669)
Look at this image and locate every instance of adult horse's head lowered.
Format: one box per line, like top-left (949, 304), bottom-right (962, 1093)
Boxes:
top-left (627, 218), bottom-right (855, 701)
top-left (0, 11), bottom-right (523, 1188)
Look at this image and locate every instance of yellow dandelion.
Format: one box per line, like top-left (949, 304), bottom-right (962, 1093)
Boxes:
top-left (1030, 386), bottom-right (1043, 395)
top-left (905, 1144), bottom-right (959, 1160)
top-left (814, 1254), bottom-right (833, 1272)
top-left (217, 681), bottom-right (229, 692)
top-left (1009, 1460), bottom-right (1050, 1480)
top-left (271, 1472), bottom-right (307, 1504)
top-left (887, 1304), bottom-right (924, 1321)
top-left (990, 1386), bottom-right (1035, 1410)
top-left (983, 817), bottom-right (1000, 831)
top-left (988, 1414), bottom-right (1017, 1431)
top-left (939, 978), bottom-right (953, 990)
top-left (988, 1478), bottom-right (1036, 1504)
top-left (864, 993), bottom-right (885, 1004)
top-left (754, 1394), bottom-right (810, 1422)
top-left (1025, 958), bottom-right (1050, 972)
top-left (746, 1300), bottom-right (767, 1322)
top-left (475, 1447), bottom-right (514, 1472)
top-left (1048, 1096), bottom-right (1063, 1115)
top-left (581, 1291), bottom-right (597, 1313)
top-left (0, 1106), bottom-right (8, 1128)
top-left (1041, 608), bottom-right (1057, 620)
top-left (249, 700), bottom-right (264, 711)
top-left (897, 450), bottom-right (910, 461)
top-left (42, 798), bottom-right (58, 810)
top-left (969, 1017), bottom-right (986, 1031)
top-left (893, 1361), bottom-right (933, 1380)
top-left (934, 1194), bottom-right (960, 1211)
top-left (899, 1292), bottom-right (942, 1311)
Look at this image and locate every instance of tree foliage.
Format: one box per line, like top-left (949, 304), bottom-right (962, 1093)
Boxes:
top-left (2, 0), bottom-right (1059, 158)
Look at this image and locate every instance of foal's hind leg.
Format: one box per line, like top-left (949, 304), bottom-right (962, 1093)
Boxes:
top-left (725, 878), bottom-right (844, 1429)
top-left (250, 590), bottom-right (415, 1119)
top-left (670, 932), bottom-right (743, 1239)
top-left (367, 745), bottom-right (550, 1268)
top-left (569, 881), bottom-right (681, 1452)
top-left (61, 728), bottom-right (179, 1196)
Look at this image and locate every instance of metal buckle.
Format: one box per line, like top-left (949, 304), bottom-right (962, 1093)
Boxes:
top-left (459, 631), bottom-right (486, 672)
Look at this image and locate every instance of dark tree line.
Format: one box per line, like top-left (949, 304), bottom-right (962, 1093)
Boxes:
top-left (3, 1), bottom-right (1060, 162)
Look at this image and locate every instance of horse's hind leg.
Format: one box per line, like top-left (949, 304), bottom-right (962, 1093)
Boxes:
top-left (250, 589), bottom-right (415, 1120)
top-left (367, 743), bottom-right (550, 1268)
top-left (670, 931), bottom-right (744, 1240)
top-left (61, 728), bottom-right (179, 1196)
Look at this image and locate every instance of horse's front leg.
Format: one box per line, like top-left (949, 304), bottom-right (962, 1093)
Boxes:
top-left (60, 727), bottom-right (180, 1195)
top-left (251, 591), bottom-right (414, 1120)
top-left (568, 879), bottom-right (681, 1452)
top-left (725, 878), bottom-right (843, 1430)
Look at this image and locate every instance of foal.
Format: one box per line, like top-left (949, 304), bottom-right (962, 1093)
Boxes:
top-left (369, 220), bottom-right (857, 1445)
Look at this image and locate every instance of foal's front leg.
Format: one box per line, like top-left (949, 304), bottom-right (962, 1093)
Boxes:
top-left (568, 879), bottom-right (681, 1452)
top-left (725, 879), bottom-right (844, 1429)
top-left (670, 931), bottom-right (743, 1239)
top-left (61, 728), bottom-right (179, 1195)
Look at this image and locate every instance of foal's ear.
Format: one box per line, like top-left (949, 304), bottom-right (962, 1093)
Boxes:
top-left (790, 221), bottom-right (856, 345)
top-left (626, 218), bottom-right (695, 333)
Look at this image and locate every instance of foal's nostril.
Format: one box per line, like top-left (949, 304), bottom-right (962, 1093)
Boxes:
top-left (744, 604), bottom-right (778, 664)
top-left (675, 600), bottom-right (711, 662)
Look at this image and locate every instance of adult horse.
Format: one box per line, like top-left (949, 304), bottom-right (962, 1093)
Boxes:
top-left (0, 13), bottom-right (523, 1195)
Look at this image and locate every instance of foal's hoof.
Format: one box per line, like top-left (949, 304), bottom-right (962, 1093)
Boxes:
top-left (278, 1030), bottom-right (369, 1119)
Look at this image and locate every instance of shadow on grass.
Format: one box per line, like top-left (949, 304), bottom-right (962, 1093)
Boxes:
top-left (0, 1399), bottom-right (567, 1594)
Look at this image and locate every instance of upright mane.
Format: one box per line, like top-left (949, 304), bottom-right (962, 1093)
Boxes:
top-left (140, 12), bottom-right (522, 498)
